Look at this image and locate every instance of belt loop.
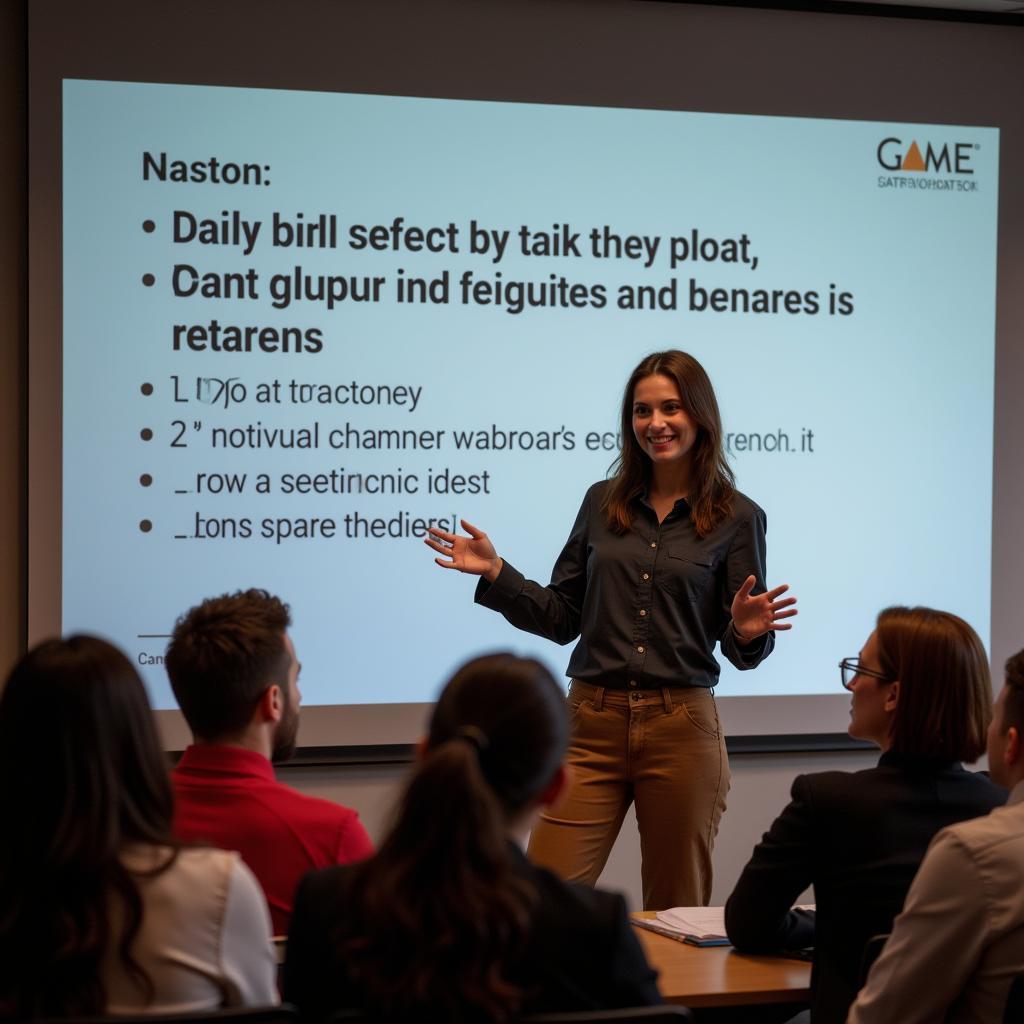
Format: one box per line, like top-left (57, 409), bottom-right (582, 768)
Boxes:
top-left (661, 687), bottom-right (673, 713)
top-left (593, 685), bottom-right (605, 712)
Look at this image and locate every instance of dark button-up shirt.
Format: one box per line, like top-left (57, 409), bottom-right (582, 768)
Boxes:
top-left (475, 480), bottom-right (774, 690)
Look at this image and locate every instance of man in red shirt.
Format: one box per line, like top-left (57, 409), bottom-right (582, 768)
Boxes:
top-left (165, 588), bottom-right (373, 935)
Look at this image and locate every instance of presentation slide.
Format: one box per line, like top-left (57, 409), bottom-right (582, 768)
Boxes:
top-left (61, 79), bottom-right (998, 729)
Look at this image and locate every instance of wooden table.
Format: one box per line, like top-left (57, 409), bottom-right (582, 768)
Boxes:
top-left (633, 915), bottom-right (811, 1009)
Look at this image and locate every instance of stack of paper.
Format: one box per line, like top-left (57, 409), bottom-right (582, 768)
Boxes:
top-left (634, 906), bottom-right (731, 947)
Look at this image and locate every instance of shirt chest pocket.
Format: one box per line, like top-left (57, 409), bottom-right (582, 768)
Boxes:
top-left (657, 548), bottom-right (716, 604)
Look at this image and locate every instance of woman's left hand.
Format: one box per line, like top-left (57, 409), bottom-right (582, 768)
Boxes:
top-left (730, 576), bottom-right (797, 643)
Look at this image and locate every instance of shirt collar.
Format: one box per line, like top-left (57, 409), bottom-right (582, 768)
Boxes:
top-left (637, 488), bottom-right (692, 514)
top-left (176, 743), bottom-right (276, 781)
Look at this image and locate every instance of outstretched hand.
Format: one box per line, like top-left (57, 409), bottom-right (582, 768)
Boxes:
top-left (730, 576), bottom-right (797, 642)
top-left (425, 519), bottom-right (503, 581)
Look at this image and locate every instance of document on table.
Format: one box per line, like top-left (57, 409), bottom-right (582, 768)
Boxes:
top-left (633, 905), bottom-right (816, 948)
top-left (633, 907), bottom-right (730, 947)
top-left (656, 907), bottom-right (728, 938)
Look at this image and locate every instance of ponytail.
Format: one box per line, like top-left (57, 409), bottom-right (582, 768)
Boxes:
top-left (340, 738), bottom-right (535, 1022)
top-left (335, 654), bottom-right (568, 1023)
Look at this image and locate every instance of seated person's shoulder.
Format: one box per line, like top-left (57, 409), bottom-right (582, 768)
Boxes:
top-left (288, 864), bottom-right (360, 948)
top-left (963, 770), bottom-right (1009, 804)
top-left (296, 862), bottom-right (355, 897)
top-left (770, 768), bottom-right (889, 827)
top-left (528, 861), bottom-right (630, 936)
top-left (127, 844), bottom-right (251, 919)
top-left (274, 777), bottom-right (354, 817)
top-left (798, 762), bottom-right (1006, 815)
top-left (785, 768), bottom-right (861, 804)
top-left (127, 842), bottom-right (236, 880)
top-left (294, 862), bottom-right (354, 908)
top-left (269, 779), bottom-right (371, 845)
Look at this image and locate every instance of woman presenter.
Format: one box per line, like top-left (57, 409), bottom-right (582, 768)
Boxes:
top-left (426, 349), bottom-right (796, 909)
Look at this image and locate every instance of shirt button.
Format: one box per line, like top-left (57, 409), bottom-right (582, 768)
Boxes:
top-left (637, 646), bottom-right (645, 654)
top-left (642, 573), bottom-right (650, 581)
top-left (639, 609), bottom-right (647, 617)
top-left (650, 542), bottom-right (657, 548)
top-left (631, 693), bottom-right (639, 701)
top-left (629, 680), bottom-right (638, 688)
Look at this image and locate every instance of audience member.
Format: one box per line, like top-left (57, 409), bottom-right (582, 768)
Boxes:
top-left (165, 588), bottom-right (372, 935)
top-left (725, 606), bottom-right (1006, 1024)
top-left (848, 647), bottom-right (1024, 1023)
top-left (283, 652), bottom-right (661, 1023)
top-left (0, 635), bottom-right (277, 1017)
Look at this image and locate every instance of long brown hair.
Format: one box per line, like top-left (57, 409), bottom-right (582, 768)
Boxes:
top-left (877, 607), bottom-right (992, 762)
top-left (337, 654), bottom-right (569, 1023)
top-left (603, 350), bottom-right (735, 536)
top-left (0, 636), bottom-right (178, 1017)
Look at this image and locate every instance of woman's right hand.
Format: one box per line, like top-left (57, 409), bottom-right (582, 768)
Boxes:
top-left (425, 519), bottom-right (503, 581)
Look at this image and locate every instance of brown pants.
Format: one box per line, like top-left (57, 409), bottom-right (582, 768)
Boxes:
top-left (528, 680), bottom-right (730, 911)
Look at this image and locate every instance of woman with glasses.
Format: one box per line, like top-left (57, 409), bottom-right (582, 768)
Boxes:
top-left (724, 606), bottom-right (1005, 1024)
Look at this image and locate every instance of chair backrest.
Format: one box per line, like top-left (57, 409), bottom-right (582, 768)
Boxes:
top-left (525, 1008), bottom-right (693, 1024)
top-left (331, 1008), bottom-right (693, 1024)
top-left (1004, 974), bottom-right (1024, 1023)
top-left (858, 932), bottom-right (890, 986)
top-left (29, 1004), bottom-right (298, 1024)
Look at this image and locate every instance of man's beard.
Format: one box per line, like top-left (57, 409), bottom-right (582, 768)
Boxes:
top-left (271, 695), bottom-right (299, 763)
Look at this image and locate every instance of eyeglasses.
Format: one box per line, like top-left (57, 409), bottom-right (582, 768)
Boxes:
top-left (839, 657), bottom-right (894, 691)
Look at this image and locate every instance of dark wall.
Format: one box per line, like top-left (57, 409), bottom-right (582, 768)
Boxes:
top-left (0, 0), bottom-right (26, 676)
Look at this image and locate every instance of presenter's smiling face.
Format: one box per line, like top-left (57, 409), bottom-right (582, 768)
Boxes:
top-left (846, 630), bottom-right (897, 748)
top-left (632, 374), bottom-right (698, 465)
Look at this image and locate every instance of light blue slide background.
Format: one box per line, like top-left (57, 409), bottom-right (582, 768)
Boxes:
top-left (62, 79), bottom-right (998, 712)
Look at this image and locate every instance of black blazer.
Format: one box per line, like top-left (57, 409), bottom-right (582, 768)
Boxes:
top-left (725, 752), bottom-right (1005, 1024)
top-left (283, 848), bottom-right (661, 1022)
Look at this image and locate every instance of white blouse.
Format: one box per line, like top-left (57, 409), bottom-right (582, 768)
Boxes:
top-left (102, 845), bottom-right (279, 1013)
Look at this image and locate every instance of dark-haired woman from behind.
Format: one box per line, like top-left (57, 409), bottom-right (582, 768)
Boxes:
top-left (725, 606), bottom-right (1006, 1024)
top-left (0, 635), bottom-right (278, 1018)
top-left (283, 653), bottom-right (661, 1024)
